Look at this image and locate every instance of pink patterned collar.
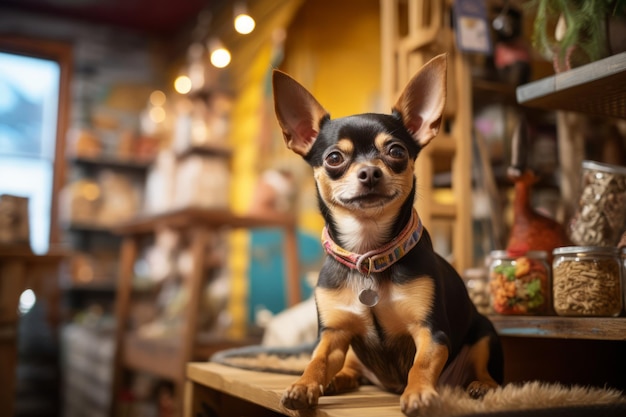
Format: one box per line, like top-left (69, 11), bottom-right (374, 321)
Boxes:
top-left (321, 209), bottom-right (423, 275)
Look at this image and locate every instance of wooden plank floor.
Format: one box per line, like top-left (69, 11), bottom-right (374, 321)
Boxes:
top-left (186, 362), bottom-right (405, 417)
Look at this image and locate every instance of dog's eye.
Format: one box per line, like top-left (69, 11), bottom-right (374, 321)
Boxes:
top-left (325, 151), bottom-right (345, 167)
top-left (388, 144), bottom-right (407, 159)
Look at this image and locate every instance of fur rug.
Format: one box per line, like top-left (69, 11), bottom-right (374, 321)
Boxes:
top-left (211, 347), bottom-right (626, 416)
top-left (425, 382), bottom-right (625, 416)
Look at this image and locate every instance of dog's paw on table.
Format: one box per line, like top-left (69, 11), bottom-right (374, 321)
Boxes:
top-left (281, 383), bottom-right (323, 410)
top-left (400, 387), bottom-right (441, 417)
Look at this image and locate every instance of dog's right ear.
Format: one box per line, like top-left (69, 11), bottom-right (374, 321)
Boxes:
top-left (273, 70), bottom-right (329, 157)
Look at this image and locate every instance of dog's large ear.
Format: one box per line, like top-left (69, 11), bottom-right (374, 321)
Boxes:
top-left (273, 70), bottom-right (329, 157)
top-left (393, 53), bottom-right (447, 148)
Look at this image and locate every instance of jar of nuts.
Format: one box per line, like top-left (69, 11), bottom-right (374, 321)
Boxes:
top-left (488, 250), bottom-right (551, 315)
top-left (552, 246), bottom-right (622, 317)
top-left (569, 161), bottom-right (626, 247)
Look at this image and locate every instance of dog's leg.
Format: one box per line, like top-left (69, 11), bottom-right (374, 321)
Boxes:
top-left (325, 347), bottom-right (362, 395)
top-left (400, 326), bottom-right (449, 417)
top-left (281, 328), bottom-right (351, 410)
top-left (466, 335), bottom-right (500, 398)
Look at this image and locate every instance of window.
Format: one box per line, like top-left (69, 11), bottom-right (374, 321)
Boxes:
top-left (0, 52), bottom-right (60, 254)
top-left (0, 37), bottom-right (71, 254)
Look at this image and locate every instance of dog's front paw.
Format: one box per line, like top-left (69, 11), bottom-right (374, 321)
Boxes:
top-left (281, 383), bottom-right (324, 410)
top-left (400, 387), bottom-right (440, 417)
top-left (467, 380), bottom-right (497, 399)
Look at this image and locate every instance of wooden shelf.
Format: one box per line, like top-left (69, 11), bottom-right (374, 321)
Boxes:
top-left (122, 333), bottom-right (261, 383)
top-left (0, 247), bottom-right (67, 260)
top-left (60, 281), bottom-right (117, 292)
top-left (123, 333), bottom-right (183, 381)
top-left (112, 205), bottom-right (301, 413)
top-left (176, 145), bottom-right (233, 160)
top-left (69, 155), bottom-right (153, 171)
top-left (488, 315), bottom-right (626, 341)
top-left (114, 207), bottom-right (297, 235)
top-left (65, 221), bottom-right (119, 234)
top-left (516, 52), bottom-right (626, 119)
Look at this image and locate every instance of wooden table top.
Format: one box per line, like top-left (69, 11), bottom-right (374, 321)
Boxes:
top-left (186, 362), bottom-right (405, 417)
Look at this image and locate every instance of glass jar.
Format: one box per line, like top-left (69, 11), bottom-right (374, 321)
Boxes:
top-left (488, 250), bottom-right (551, 315)
top-left (621, 247), bottom-right (626, 311)
top-left (569, 160), bottom-right (626, 247)
top-left (552, 246), bottom-right (622, 317)
top-left (463, 268), bottom-right (491, 315)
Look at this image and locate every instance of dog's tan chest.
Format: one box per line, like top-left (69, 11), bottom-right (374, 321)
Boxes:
top-left (315, 275), bottom-right (435, 339)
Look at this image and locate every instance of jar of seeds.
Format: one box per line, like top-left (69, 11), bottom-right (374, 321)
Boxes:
top-left (569, 161), bottom-right (626, 247)
top-left (552, 246), bottom-right (622, 317)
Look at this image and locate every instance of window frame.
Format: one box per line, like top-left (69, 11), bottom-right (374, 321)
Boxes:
top-left (0, 35), bottom-right (72, 248)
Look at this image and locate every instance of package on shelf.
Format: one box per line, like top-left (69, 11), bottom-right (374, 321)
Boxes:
top-left (143, 150), bottom-right (177, 214)
top-left (173, 153), bottom-right (230, 209)
top-left (67, 113), bottom-right (159, 163)
top-left (97, 170), bottom-right (142, 225)
top-left (58, 179), bottom-right (102, 224)
top-left (172, 92), bottom-right (232, 154)
top-left (144, 149), bottom-right (231, 213)
top-left (66, 126), bottom-right (102, 158)
top-left (63, 251), bottom-right (119, 286)
top-left (62, 324), bottom-right (115, 414)
top-left (0, 194), bottom-right (30, 245)
top-left (59, 170), bottom-right (142, 225)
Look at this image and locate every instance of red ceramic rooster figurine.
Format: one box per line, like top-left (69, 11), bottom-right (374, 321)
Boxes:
top-left (506, 118), bottom-right (571, 259)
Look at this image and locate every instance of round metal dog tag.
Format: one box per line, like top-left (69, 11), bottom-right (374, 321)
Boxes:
top-left (358, 288), bottom-right (379, 307)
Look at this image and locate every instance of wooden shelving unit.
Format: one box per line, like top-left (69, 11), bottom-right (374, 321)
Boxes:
top-left (111, 207), bottom-right (300, 417)
top-left (516, 51), bottom-right (626, 118)
top-left (380, 0), bottom-right (473, 273)
top-left (68, 155), bottom-right (153, 171)
top-left (491, 53), bottom-right (626, 390)
top-left (1, 248), bottom-right (66, 417)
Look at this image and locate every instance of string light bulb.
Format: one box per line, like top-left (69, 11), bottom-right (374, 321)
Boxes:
top-left (174, 74), bottom-right (192, 94)
top-left (234, 2), bottom-right (255, 34)
top-left (208, 38), bottom-right (231, 68)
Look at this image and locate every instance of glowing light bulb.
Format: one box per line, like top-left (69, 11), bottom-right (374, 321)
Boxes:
top-left (234, 13), bottom-right (255, 34)
top-left (149, 106), bottom-right (166, 123)
top-left (210, 47), bottom-right (231, 68)
top-left (174, 75), bottom-right (192, 94)
top-left (18, 289), bottom-right (36, 315)
top-left (149, 90), bottom-right (166, 106)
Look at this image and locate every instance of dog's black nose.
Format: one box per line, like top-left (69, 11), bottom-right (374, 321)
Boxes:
top-left (357, 166), bottom-right (382, 187)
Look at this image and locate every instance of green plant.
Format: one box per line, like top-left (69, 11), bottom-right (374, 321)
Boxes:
top-left (527, 0), bottom-right (626, 68)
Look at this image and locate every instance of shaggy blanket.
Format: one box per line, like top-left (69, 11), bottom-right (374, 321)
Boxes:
top-left (211, 346), bottom-right (626, 416)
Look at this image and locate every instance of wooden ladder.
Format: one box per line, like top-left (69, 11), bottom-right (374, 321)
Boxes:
top-left (380, 0), bottom-right (473, 273)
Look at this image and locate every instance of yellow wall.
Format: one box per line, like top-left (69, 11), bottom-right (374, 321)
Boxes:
top-left (226, 0), bottom-right (381, 336)
top-left (282, 0), bottom-right (382, 117)
top-left (278, 0), bottom-right (382, 234)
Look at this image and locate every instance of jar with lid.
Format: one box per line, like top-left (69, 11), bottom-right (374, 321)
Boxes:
top-left (569, 160), bottom-right (626, 247)
top-left (552, 246), bottom-right (622, 317)
top-left (620, 245), bottom-right (626, 310)
top-left (463, 268), bottom-right (491, 315)
top-left (488, 250), bottom-right (551, 315)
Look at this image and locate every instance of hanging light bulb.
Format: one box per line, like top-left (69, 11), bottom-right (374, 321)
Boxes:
top-left (208, 38), bottom-right (231, 68)
top-left (149, 90), bottom-right (166, 106)
top-left (174, 74), bottom-right (192, 94)
top-left (234, 2), bottom-right (255, 35)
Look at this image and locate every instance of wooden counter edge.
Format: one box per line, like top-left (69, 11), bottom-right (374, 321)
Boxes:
top-left (185, 362), bottom-right (404, 417)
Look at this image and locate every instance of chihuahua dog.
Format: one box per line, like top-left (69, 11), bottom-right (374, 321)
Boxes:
top-left (272, 54), bottom-right (503, 417)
